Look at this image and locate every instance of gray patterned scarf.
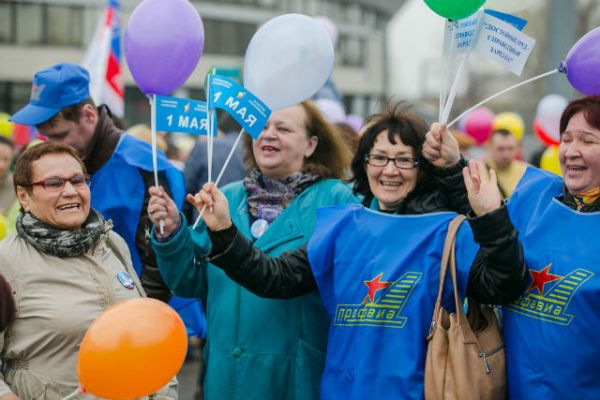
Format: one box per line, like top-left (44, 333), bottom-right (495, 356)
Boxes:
top-left (244, 169), bottom-right (321, 223)
top-left (16, 209), bottom-right (109, 257)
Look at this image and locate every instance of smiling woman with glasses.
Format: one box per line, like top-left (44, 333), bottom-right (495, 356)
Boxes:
top-left (185, 101), bottom-right (524, 399)
top-left (25, 174), bottom-right (91, 191)
top-left (0, 142), bottom-right (177, 398)
top-left (364, 154), bottom-right (420, 169)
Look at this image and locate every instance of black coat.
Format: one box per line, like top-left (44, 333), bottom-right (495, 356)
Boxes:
top-left (207, 159), bottom-right (527, 305)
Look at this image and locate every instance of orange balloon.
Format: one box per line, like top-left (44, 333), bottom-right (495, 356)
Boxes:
top-left (78, 298), bottom-right (187, 399)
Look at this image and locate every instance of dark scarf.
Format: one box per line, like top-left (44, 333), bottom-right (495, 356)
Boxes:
top-left (84, 105), bottom-right (122, 175)
top-left (243, 169), bottom-right (321, 223)
top-left (561, 185), bottom-right (600, 212)
top-left (16, 209), bottom-right (109, 257)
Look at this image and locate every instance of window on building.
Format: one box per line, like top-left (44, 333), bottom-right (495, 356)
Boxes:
top-left (15, 3), bottom-right (44, 45)
top-left (339, 34), bottom-right (366, 67)
top-left (0, 82), bottom-right (35, 115)
top-left (0, 1), bottom-right (84, 47)
top-left (203, 18), bottom-right (255, 56)
top-left (0, 3), bottom-right (13, 43)
top-left (47, 5), bottom-right (83, 46)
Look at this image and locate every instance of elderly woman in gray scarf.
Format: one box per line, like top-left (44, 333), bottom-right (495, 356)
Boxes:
top-left (0, 142), bottom-right (177, 400)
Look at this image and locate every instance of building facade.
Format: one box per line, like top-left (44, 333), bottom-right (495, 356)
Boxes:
top-left (0, 0), bottom-right (403, 126)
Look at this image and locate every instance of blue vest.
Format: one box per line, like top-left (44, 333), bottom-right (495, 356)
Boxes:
top-left (504, 167), bottom-right (600, 398)
top-left (308, 204), bottom-right (478, 400)
top-left (90, 134), bottom-right (185, 274)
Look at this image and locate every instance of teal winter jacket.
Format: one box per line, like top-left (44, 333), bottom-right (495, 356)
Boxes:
top-left (152, 179), bottom-right (359, 400)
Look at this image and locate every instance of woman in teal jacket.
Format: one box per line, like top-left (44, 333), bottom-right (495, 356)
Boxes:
top-left (147, 101), bottom-right (358, 400)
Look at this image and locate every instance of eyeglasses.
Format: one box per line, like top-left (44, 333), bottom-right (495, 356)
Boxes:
top-left (26, 174), bottom-right (91, 192)
top-left (365, 154), bottom-right (420, 169)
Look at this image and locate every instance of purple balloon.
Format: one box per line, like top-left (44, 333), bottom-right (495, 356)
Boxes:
top-left (564, 26), bottom-right (600, 95)
top-left (345, 114), bottom-right (364, 133)
top-left (125, 0), bottom-right (204, 95)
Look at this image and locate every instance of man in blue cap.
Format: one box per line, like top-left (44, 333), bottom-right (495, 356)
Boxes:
top-left (10, 63), bottom-right (184, 302)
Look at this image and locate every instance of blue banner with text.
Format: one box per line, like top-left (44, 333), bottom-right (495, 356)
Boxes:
top-left (207, 75), bottom-right (271, 139)
top-left (155, 95), bottom-right (216, 136)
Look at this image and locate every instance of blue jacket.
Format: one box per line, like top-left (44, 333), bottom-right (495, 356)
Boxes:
top-left (152, 178), bottom-right (359, 400)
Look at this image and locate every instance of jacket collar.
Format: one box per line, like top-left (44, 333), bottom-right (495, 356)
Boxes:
top-left (84, 105), bottom-right (122, 176)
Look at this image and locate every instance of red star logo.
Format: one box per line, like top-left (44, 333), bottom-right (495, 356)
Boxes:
top-left (361, 272), bottom-right (391, 304)
top-left (528, 264), bottom-right (562, 295)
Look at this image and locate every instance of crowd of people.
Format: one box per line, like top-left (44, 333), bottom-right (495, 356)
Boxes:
top-left (0, 60), bottom-right (599, 400)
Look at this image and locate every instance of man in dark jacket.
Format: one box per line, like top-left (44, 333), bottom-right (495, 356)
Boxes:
top-left (10, 63), bottom-right (183, 302)
top-left (182, 113), bottom-right (246, 222)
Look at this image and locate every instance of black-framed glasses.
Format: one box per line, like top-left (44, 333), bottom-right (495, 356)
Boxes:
top-left (365, 154), bottom-right (420, 169)
top-left (26, 174), bottom-right (91, 192)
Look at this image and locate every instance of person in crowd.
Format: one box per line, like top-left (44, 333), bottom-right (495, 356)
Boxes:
top-left (9, 63), bottom-right (184, 302)
top-left (482, 96), bottom-right (600, 398)
top-left (0, 142), bottom-right (177, 399)
top-left (484, 128), bottom-right (527, 198)
top-left (188, 103), bottom-right (526, 399)
top-left (0, 137), bottom-right (15, 215)
top-left (452, 130), bottom-right (477, 156)
top-left (335, 122), bottom-right (360, 155)
top-left (182, 113), bottom-right (246, 222)
top-left (128, 124), bottom-right (169, 153)
top-left (0, 275), bottom-right (14, 333)
top-left (148, 101), bottom-right (357, 400)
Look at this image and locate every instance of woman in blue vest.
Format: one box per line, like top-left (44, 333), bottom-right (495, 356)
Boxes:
top-left (147, 101), bottom-right (358, 400)
top-left (475, 95), bottom-right (600, 399)
top-left (188, 102), bottom-right (526, 399)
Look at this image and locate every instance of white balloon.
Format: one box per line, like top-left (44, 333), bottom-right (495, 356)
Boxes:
top-left (536, 94), bottom-right (568, 142)
top-left (244, 14), bottom-right (334, 111)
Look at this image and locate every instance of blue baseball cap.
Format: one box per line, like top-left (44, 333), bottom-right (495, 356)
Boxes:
top-left (10, 63), bottom-right (90, 126)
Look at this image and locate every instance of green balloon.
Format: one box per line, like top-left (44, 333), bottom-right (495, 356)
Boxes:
top-left (423, 0), bottom-right (485, 20)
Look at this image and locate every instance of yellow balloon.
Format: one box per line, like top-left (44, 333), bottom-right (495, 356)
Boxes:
top-left (0, 214), bottom-right (7, 240)
top-left (0, 113), bottom-right (13, 139)
top-left (492, 112), bottom-right (524, 142)
top-left (540, 145), bottom-right (562, 176)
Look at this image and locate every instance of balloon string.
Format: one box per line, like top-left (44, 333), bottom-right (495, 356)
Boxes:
top-left (206, 77), bottom-right (213, 185)
top-left (447, 68), bottom-right (560, 129)
top-left (441, 50), bottom-right (470, 124)
top-left (441, 11), bottom-right (484, 124)
top-left (60, 388), bottom-right (81, 400)
top-left (439, 20), bottom-right (455, 122)
top-left (148, 94), bottom-right (164, 234)
top-left (192, 128), bottom-right (245, 230)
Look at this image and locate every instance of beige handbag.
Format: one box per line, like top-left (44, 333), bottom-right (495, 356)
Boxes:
top-left (424, 215), bottom-right (506, 400)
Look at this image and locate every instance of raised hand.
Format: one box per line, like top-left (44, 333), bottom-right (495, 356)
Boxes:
top-left (422, 122), bottom-right (461, 168)
top-left (148, 186), bottom-right (181, 238)
top-left (186, 182), bottom-right (232, 231)
top-left (462, 160), bottom-right (502, 217)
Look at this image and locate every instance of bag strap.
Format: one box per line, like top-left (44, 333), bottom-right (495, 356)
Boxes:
top-left (428, 215), bottom-right (466, 339)
top-left (448, 233), bottom-right (479, 344)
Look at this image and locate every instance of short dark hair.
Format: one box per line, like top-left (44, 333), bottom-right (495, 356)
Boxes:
top-left (36, 98), bottom-right (96, 129)
top-left (0, 136), bottom-right (15, 150)
top-left (13, 141), bottom-right (87, 194)
top-left (490, 128), bottom-right (513, 139)
top-left (560, 96), bottom-right (600, 134)
top-left (350, 101), bottom-right (431, 205)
